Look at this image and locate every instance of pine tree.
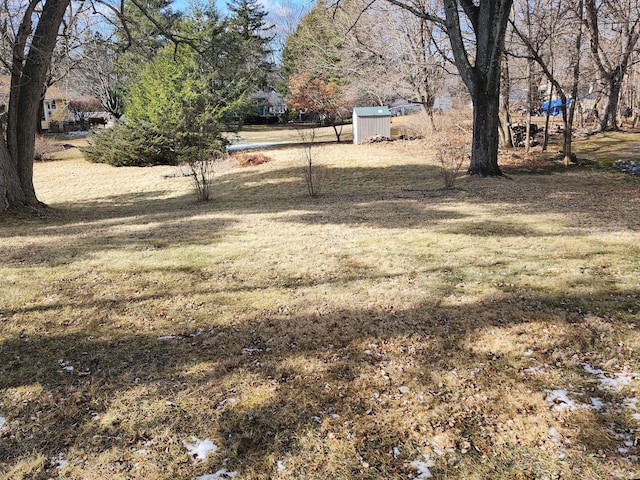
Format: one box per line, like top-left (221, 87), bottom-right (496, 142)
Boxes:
top-left (226, 0), bottom-right (275, 90)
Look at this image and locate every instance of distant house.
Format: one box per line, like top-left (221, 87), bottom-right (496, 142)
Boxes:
top-left (0, 75), bottom-right (69, 130)
top-left (249, 90), bottom-right (286, 124)
top-left (352, 106), bottom-right (391, 144)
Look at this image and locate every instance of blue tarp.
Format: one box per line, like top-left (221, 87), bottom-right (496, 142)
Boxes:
top-left (541, 98), bottom-right (571, 116)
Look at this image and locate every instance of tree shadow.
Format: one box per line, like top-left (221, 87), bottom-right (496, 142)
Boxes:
top-left (2, 159), bottom-right (638, 272)
top-left (1, 284), bottom-right (637, 478)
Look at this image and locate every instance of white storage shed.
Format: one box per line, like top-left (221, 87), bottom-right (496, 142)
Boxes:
top-left (352, 106), bottom-right (391, 144)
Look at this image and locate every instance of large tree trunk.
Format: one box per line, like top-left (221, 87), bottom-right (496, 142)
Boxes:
top-left (470, 88), bottom-right (502, 176)
top-left (443, 0), bottom-right (512, 177)
top-left (600, 70), bottom-right (624, 131)
top-left (0, 133), bottom-right (26, 211)
top-left (385, 0), bottom-right (512, 175)
top-left (1, 0), bottom-right (70, 212)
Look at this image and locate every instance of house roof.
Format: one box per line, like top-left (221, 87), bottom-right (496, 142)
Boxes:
top-left (353, 106), bottom-right (391, 117)
top-left (0, 75), bottom-right (67, 100)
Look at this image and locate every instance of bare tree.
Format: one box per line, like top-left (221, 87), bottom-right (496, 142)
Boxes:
top-left (0, 0), bottom-right (192, 211)
top-left (583, 0), bottom-right (640, 131)
top-left (511, 0), bottom-right (585, 164)
top-left (383, 0), bottom-right (513, 176)
top-left (1, 0), bottom-right (72, 211)
top-left (345, 0), bottom-right (447, 130)
top-left (73, 34), bottom-right (125, 118)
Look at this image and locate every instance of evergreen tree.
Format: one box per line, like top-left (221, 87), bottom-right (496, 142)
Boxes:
top-left (85, 4), bottom-right (250, 167)
top-left (279, 1), bottom-right (349, 94)
top-left (226, 0), bottom-right (275, 90)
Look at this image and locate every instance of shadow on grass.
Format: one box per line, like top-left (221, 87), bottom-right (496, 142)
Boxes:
top-left (1, 284), bottom-right (638, 478)
top-left (5, 159), bottom-right (638, 269)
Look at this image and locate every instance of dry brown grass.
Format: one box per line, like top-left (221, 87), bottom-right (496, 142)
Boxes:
top-left (1, 119), bottom-right (639, 479)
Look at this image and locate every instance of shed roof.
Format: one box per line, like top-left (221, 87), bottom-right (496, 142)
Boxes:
top-left (353, 106), bottom-right (391, 117)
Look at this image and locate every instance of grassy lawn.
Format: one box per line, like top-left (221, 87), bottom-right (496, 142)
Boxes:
top-left (1, 118), bottom-right (639, 479)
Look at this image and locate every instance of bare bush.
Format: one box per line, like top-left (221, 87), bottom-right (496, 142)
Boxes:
top-left (34, 135), bottom-right (63, 161)
top-left (432, 107), bottom-right (474, 133)
top-left (297, 126), bottom-right (319, 197)
top-left (435, 135), bottom-right (470, 189)
top-left (181, 156), bottom-right (219, 202)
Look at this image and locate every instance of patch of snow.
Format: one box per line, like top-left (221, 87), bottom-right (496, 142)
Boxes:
top-left (582, 363), bottom-right (636, 391)
top-left (582, 363), bottom-right (603, 375)
top-left (398, 386), bottom-right (410, 394)
top-left (545, 389), bottom-right (580, 410)
top-left (0, 416), bottom-right (6, 428)
top-left (277, 460), bottom-right (286, 471)
top-left (625, 397), bottom-right (640, 420)
top-left (409, 454), bottom-right (435, 478)
top-left (241, 347), bottom-right (262, 355)
top-left (364, 350), bottom-right (372, 355)
top-left (194, 470), bottom-right (238, 480)
top-left (598, 373), bottom-right (634, 391)
top-left (522, 363), bottom-right (548, 375)
top-left (216, 398), bottom-right (237, 409)
top-left (59, 360), bottom-right (74, 372)
top-left (524, 349), bottom-right (534, 356)
top-left (157, 335), bottom-right (178, 341)
top-left (393, 446), bottom-right (401, 458)
top-left (54, 454), bottom-right (68, 468)
top-left (548, 427), bottom-right (569, 458)
top-left (184, 437), bottom-right (218, 461)
top-left (588, 397), bottom-right (604, 410)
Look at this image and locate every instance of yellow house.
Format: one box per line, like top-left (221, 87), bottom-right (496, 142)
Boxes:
top-left (0, 75), bottom-right (69, 130)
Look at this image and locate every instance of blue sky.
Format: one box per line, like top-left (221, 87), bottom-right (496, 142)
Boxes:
top-left (172, 0), bottom-right (312, 19)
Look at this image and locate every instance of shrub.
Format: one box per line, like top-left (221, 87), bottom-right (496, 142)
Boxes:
top-left (81, 121), bottom-right (179, 167)
top-left (34, 135), bottom-right (63, 161)
top-left (435, 135), bottom-right (470, 189)
top-left (298, 127), bottom-right (319, 197)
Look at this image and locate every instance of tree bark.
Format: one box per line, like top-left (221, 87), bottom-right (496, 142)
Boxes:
top-left (600, 69), bottom-right (624, 131)
top-left (584, 0), bottom-right (640, 133)
top-left (470, 87), bottom-right (502, 175)
top-left (0, 131), bottom-right (26, 211)
top-left (498, 54), bottom-right (513, 149)
top-left (1, 0), bottom-right (70, 212)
